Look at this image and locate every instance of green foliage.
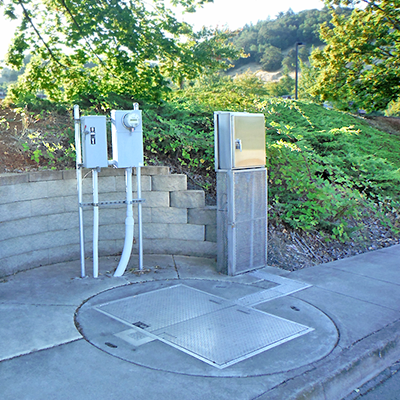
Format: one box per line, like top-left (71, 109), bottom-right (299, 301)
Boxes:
top-left (267, 76), bottom-right (295, 97)
top-left (282, 46), bottom-right (309, 72)
top-left (3, 89), bottom-right (67, 112)
top-left (175, 72), bottom-right (294, 108)
top-left (231, 8), bottom-right (338, 71)
top-left (260, 99), bottom-right (400, 238)
top-left (385, 99), bottom-right (400, 117)
top-left (1, 0), bottom-right (242, 109)
top-left (158, 81), bottom-right (400, 240)
top-left (297, 60), bottom-right (321, 101)
top-left (259, 45), bottom-right (283, 72)
top-left (309, 1), bottom-right (400, 112)
top-left (267, 140), bottom-right (363, 239)
top-left (17, 107), bottom-right (76, 167)
top-left (142, 102), bottom-right (214, 176)
top-left (174, 73), bottom-right (270, 111)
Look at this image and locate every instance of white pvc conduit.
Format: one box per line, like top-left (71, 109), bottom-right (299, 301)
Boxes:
top-left (114, 167), bottom-right (135, 276)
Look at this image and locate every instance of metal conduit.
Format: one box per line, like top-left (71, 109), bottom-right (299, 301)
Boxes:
top-left (74, 105), bottom-right (86, 278)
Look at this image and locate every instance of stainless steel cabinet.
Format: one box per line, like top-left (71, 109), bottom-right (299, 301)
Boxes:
top-left (214, 112), bottom-right (266, 170)
top-left (214, 112), bottom-right (267, 275)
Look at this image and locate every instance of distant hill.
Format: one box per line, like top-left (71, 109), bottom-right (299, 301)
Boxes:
top-left (226, 61), bottom-right (295, 83)
top-left (230, 7), bottom-right (351, 73)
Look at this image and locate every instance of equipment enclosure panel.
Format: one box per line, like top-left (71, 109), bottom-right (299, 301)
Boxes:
top-left (217, 168), bottom-right (267, 276)
top-left (111, 110), bottom-right (144, 168)
top-left (232, 115), bottom-right (266, 169)
top-left (81, 116), bottom-right (108, 169)
top-left (215, 112), bottom-right (266, 170)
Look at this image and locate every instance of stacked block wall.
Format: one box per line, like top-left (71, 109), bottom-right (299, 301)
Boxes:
top-left (0, 167), bottom-right (216, 277)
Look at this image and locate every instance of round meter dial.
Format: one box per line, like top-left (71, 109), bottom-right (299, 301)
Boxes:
top-left (122, 112), bottom-right (141, 130)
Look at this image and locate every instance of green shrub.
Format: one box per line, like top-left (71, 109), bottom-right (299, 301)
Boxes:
top-left (153, 88), bottom-right (400, 241)
top-left (385, 99), bottom-right (400, 117)
top-left (8, 72), bottom-right (400, 242)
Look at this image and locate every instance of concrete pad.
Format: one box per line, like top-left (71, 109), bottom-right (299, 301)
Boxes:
top-left (173, 255), bottom-right (222, 279)
top-left (290, 266), bottom-right (400, 311)
top-left (327, 256), bottom-right (400, 285)
top-left (0, 304), bottom-right (80, 361)
top-left (293, 286), bottom-right (400, 348)
top-left (0, 339), bottom-right (272, 400)
top-left (1, 248), bottom-right (400, 400)
top-left (122, 254), bottom-right (179, 282)
top-left (173, 255), bottom-right (273, 285)
top-left (0, 260), bottom-right (128, 306)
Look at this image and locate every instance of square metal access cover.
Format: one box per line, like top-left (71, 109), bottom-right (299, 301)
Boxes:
top-left (95, 284), bottom-right (313, 369)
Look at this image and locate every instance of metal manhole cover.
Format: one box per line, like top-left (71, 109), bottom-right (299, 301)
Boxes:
top-left (94, 284), bottom-right (313, 369)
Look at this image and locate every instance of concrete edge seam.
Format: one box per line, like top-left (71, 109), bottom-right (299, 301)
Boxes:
top-left (257, 318), bottom-right (400, 400)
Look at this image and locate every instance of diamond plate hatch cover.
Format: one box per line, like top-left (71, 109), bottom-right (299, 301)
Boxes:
top-left (96, 284), bottom-right (230, 330)
top-left (94, 284), bottom-right (313, 369)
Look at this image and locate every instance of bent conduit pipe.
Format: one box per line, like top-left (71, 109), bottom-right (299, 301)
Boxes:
top-left (114, 167), bottom-right (134, 277)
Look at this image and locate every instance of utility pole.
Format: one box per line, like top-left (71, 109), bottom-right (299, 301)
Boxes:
top-left (295, 42), bottom-right (304, 100)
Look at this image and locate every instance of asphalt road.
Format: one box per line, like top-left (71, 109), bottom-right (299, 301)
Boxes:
top-left (345, 360), bottom-right (400, 399)
top-left (361, 368), bottom-right (400, 399)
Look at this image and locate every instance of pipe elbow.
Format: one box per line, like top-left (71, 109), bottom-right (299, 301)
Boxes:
top-left (114, 218), bottom-right (135, 277)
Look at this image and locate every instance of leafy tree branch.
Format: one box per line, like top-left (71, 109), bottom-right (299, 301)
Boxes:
top-left (1, 0), bottom-right (242, 108)
top-left (310, 1), bottom-right (400, 112)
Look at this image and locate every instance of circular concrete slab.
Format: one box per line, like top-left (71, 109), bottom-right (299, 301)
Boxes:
top-left (75, 279), bottom-right (338, 378)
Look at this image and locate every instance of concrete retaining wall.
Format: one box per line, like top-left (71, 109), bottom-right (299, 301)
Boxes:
top-left (0, 167), bottom-right (217, 277)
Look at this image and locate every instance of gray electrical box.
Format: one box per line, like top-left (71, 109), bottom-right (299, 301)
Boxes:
top-left (217, 169), bottom-right (268, 275)
top-left (215, 111), bottom-right (267, 276)
top-left (214, 112), bottom-right (266, 170)
top-left (81, 116), bottom-right (108, 169)
top-left (111, 109), bottom-right (144, 168)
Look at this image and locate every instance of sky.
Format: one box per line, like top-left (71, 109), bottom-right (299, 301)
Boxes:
top-left (0, 0), bottom-right (325, 60)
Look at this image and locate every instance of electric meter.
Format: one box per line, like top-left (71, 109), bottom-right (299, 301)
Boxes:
top-left (111, 109), bottom-right (144, 168)
top-left (123, 112), bottom-right (141, 130)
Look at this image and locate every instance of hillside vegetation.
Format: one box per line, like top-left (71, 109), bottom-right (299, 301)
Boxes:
top-left (2, 74), bottom-right (399, 268)
top-left (152, 76), bottom-right (400, 241)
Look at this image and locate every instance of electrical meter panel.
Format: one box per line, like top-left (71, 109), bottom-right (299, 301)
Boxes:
top-left (111, 110), bottom-right (144, 168)
top-left (214, 112), bottom-right (266, 170)
top-left (81, 116), bottom-right (108, 169)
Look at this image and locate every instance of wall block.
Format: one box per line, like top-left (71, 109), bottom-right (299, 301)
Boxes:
top-left (0, 167), bottom-right (216, 277)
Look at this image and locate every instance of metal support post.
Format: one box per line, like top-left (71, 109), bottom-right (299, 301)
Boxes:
top-left (92, 168), bottom-right (100, 278)
top-left (137, 166), bottom-right (143, 271)
top-left (74, 105), bottom-right (86, 278)
top-left (295, 42), bottom-right (303, 100)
